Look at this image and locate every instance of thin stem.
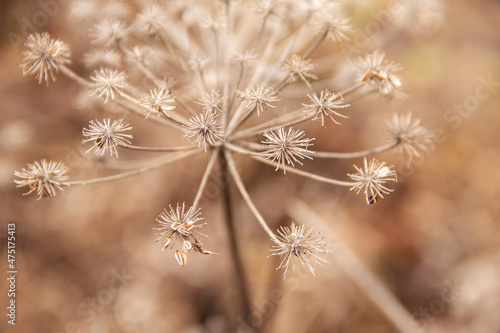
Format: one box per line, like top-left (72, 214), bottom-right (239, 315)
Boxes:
top-left (64, 150), bottom-right (200, 186)
top-left (224, 150), bottom-right (279, 242)
top-left (118, 143), bottom-right (198, 152)
top-left (59, 65), bottom-right (92, 88)
top-left (224, 142), bottom-right (265, 156)
top-left (218, 148), bottom-right (253, 328)
top-left (288, 200), bottom-right (426, 333)
top-left (250, 155), bottom-right (355, 187)
top-left (339, 82), bottom-right (365, 96)
top-left (314, 141), bottom-right (399, 159)
top-left (192, 148), bottom-right (219, 209)
top-left (303, 29), bottom-right (328, 59)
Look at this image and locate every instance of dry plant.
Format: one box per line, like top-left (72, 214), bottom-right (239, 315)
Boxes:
top-left (13, 0), bottom-right (444, 331)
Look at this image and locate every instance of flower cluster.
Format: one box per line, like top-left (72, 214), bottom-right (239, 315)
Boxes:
top-left (15, 0), bottom-right (441, 276)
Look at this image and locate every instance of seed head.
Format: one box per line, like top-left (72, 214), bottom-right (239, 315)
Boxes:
top-left (90, 18), bottom-right (129, 47)
top-left (283, 55), bottom-right (317, 87)
top-left (196, 91), bottom-right (226, 113)
top-left (21, 33), bottom-right (71, 84)
top-left (139, 88), bottom-right (176, 118)
top-left (82, 49), bottom-right (121, 69)
top-left (262, 127), bottom-right (314, 173)
top-left (303, 89), bottom-right (350, 126)
top-left (314, 12), bottom-right (351, 41)
top-left (154, 203), bottom-right (214, 267)
top-left (82, 119), bottom-right (133, 157)
top-left (394, 0), bottom-right (445, 34)
top-left (14, 160), bottom-right (69, 200)
top-left (386, 113), bottom-right (435, 165)
top-left (89, 68), bottom-right (127, 103)
top-left (135, 5), bottom-right (168, 38)
top-left (356, 50), bottom-right (403, 98)
top-left (270, 222), bottom-right (330, 278)
top-left (184, 110), bottom-right (225, 150)
top-left (240, 85), bottom-right (281, 115)
top-left (348, 158), bottom-right (397, 205)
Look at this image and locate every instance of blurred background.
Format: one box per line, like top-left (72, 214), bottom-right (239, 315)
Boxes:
top-left (0, 0), bottom-right (499, 332)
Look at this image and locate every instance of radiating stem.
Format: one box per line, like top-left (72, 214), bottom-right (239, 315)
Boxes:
top-left (303, 29), bottom-right (328, 59)
top-left (118, 143), bottom-right (198, 152)
top-left (192, 148), bottom-right (219, 209)
top-left (314, 141), bottom-right (399, 159)
top-left (64, 150), bottom-right (200, 186)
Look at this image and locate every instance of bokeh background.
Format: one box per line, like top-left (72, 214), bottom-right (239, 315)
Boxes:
top-left (0, 0), bottom-right (499, 332)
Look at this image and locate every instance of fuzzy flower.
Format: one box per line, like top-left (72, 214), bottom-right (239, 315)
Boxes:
top-left (21, 32), bottom-right (71, 84)
top-left (139, 88), bottom-right (176, 117)
top-left (283, 55), bottom-right (317, 87)
top-left (14, 160), bottom-right (69, 199)
top-left (184, 110), bottom-right (225, 150)
top-left (240, 85), bottom-right (281, 115)
top-left (154, 203), bottom-right (214, 267)
top-left (196, 91), bottom-right (226, 113)
top-left (262, 127), bottom-right (314, 173)
top-left (348, 158), bottom-right (397, 205)
top-left (90, 18), bottom-right (129, 46)
top-left (270, 222), bottom-right (330, 278)
top-left (135, 5), bottom-right (168, 38)
top-left (303, 89), bottom-right (350, 126)
top-left (314, 12), bottom-right (351, 42)
top-left (355, 50), bottom-right (403, 98)
top-left (386, 113), bottom-right (435, 165)
top-left (82, 119), bottom-right (133, 157)
top-left (89, 68), bottom-right (127, 103)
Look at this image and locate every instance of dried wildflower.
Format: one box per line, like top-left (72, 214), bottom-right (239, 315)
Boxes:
top-left (240, 85), bottom-right (281, 115)
top-left (355, 50), bottom-right (403, 98)
top-left (135, 5), bottom-right (168, 38)
top-left (283, 55), bottom-right (317, 87)
top-left (314, 13), bottom-right (351, 41)
top-left (82, 49), bottom-right (121, 69)
top-left (262, 127), bottom-right (314, 173)
top-left (82, 119), bottom-right (133, 157)
top-left (196, 91), bottom-right (226, 113)
top-left (255, 0), bottom-right (284, 19)
top-left (303, 89), bottom-right (350, 126)
top-left (90, 18), bottom-right (129, 46)
top-left (386, 113), bottom-right (435, 164)
top-left (270, 222), bottom-right (329, 278)
top-left (348, 158), bottom-right (397, 205)
top-left (14, 160), bottom-right (69, 199)
top-left (89, 68), bottom-right (127, 103)
top-left (21, 32), bottom-right (71, 84)
top-left (394, 0), bottom-right (445, 34)
top-left (154, 203), bottom-right (214, 267)
top-left (125, 46), bottom-right (151, 64)
top-left (184, 110), bottom-right (225, 150)
top-left (139, 88), bottom-right (176, 117)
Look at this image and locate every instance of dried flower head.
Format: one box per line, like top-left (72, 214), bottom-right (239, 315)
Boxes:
top-left (270, 222), bottom-right (330, 278)
top-left (394, 0), bottom-right (445, 34)
top-left (283, 55), bottom-right (317, 87)
top-left (135, 5), bottom-right (168, 38)
top-left (82, 119), bottom-right (133, 157)
top-left (240, 85), bottom-right (281, 115)
top-left (89, 68), bottom-right (127, 103)
top-left (21, 32), bottom-right (71, 84)
top-left (154, 203), bottom-right (214, 267)
top-left (90, 18), bottom-right (129, 46)
top-left (139, 88), bottom-right (176, 118)
top-left (184, 110), bottom-right (225, 150)
top-left (386, 113), bottom-right (435, 165)
top-left (262, 127), bottom-right (314, 173)
top-left (314, 12), bottom-right (351, 42)
top-left (303, 89), bottom-right (350, 126)
top-left (355, 50), bottom-right (403, 98)
top-left (196, 91), bottom-right (226, 113)
top-left (348, 158), bottom-right (397, 205)
top-left (14, 160), bottom-right (69, 199)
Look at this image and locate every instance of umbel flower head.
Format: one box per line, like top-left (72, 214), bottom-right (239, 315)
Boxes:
top-left (270, 222), bottom-right (330, 278)
top-left (348, 158), bottom-right (398, 205)
top-left (154, 203), bottom-right (215, 267)
top-left (15, 0), bottom-right (442, 277)
top-left (82, 118), bottom-right (133, 157)
top-left (21, 32), bottom-right (71, 84)
top-left (14, 160), bottom-right (69, 200)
